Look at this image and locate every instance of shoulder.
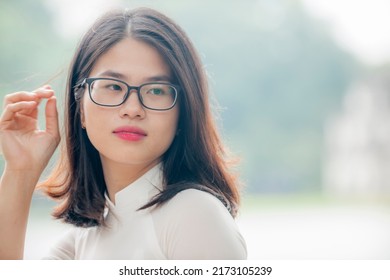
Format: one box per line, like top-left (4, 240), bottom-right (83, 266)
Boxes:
top-left (164, 188), bottom-right (228, 213)
top-left (42, 227), bottom-right (78, 260)
top-left (158, 188), bottom-right (234, 228)
top-left (152, 188), bottom-right (247, 259)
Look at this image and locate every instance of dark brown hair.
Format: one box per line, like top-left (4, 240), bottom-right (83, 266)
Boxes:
top-left (39, 7), bottom-right (241, 227)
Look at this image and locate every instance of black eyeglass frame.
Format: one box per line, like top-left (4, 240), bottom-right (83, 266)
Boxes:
top-left (74, 77), bottom-right (180, 111)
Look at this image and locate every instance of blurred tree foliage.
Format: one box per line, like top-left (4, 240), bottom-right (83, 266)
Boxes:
top-left (0, 0), bottom-right (69, 90)
top-left (0, 0), bottom-right (70, 172)
top-left (165, 0), bottom-right (361, 193)
top-left (0, 0), bottom-right (361, 194)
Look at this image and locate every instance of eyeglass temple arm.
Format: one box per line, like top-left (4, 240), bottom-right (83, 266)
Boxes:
top-left (73, 79), bottom-right (87, 99)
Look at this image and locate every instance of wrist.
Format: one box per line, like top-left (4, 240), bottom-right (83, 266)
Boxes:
top-left (1, 167), bottom-right (42, 195)
top-left (4, 164), bottom-right (43, 177)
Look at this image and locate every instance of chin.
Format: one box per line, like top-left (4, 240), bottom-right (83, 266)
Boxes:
top-left (102, 153), bottom-right (161, 166)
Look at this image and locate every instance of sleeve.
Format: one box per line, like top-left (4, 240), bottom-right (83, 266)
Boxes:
top-left (153, 189), bottom-right (247, 260)
top-left (41, 228), bottom-right (77, 260)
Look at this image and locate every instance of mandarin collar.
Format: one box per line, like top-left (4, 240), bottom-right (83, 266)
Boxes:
top-left (105, 163), bottom-right (163, 214)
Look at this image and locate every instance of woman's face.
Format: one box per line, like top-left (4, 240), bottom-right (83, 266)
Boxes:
top-left (81, 37), bottom-right (179, 170)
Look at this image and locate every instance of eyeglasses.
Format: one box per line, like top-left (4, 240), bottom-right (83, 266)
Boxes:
top-left (75, 77), bottom-right (179, 111)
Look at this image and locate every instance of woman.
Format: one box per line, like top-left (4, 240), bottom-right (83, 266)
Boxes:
top-left (0, 7), bottom-right (247, 259)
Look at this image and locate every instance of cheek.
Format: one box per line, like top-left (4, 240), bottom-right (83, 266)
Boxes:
top-left (82, 100), bottom-right (111, 141)
top-left (151, 109), bottom-right (179, 148)
top-left (83, 98), bottom-right (107, 126)
top-left (165, 108), bottom-right (180, 140)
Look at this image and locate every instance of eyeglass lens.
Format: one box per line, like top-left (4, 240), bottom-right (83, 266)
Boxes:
top-left (89, 79), bottom-right (177, 110)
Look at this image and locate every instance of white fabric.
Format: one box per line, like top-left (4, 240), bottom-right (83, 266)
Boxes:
top-left (43, 164), bottom-right (247, 259)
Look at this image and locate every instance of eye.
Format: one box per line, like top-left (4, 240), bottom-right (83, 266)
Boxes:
top-left (106, 83), bottom-right (123, 91)
top-left (148, 87), bottom-right (165, 95)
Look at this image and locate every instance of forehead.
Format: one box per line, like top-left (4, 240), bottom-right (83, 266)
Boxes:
top-left (89, 37), bottom-right (172, 82)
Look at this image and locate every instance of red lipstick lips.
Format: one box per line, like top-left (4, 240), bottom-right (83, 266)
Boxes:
top-left (113, 126), bottom-right (147, 141)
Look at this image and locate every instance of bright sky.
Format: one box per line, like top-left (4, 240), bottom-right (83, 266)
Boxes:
top-left (301, 0), bottom-right (390, 65)
top-left (45, 0), bottom-right (390, 66)
top-left (44, 0), bottom-right (124, 38)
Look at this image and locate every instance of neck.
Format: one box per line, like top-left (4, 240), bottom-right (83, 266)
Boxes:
top-left (100, 157), bottom-right (160, 204)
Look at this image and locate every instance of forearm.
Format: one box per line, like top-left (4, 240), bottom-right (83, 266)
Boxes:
top-left (0, 168), bottom-right (41, 259)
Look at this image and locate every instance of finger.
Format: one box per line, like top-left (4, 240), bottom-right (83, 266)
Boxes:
top-left (19, 104), bottom-right (38, 119)
top-left (45, 96), bottom-right (60, 138)
top-left (0, 101), bottom-right (38, 123)
top-left (32, 86), bottom-right (54, 96)
top-left (3, 89), bottom-right (54, 107)
top-left (41, 84), bottom-right (52, 90)
top-left (33, 88), bottom-right (55, 106)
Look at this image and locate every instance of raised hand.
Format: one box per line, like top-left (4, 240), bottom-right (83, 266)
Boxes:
top-left (0, 85), bottom-right (60, 173)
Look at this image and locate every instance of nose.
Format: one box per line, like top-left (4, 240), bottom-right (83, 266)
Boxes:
top-left (118, 89), bottom-right (145, 119)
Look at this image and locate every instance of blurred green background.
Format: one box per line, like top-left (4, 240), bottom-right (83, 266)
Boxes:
top-left (1, 0), bottom-right (389, 259)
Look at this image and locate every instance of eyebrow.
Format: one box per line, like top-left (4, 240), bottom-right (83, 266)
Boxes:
top-left (96, 70), bottom-right (172, 83)
top-left (98, 70), bottom-right (126, 80)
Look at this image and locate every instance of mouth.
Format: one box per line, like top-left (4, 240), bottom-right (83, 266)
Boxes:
top-left (113, 126), bottom-right (147, 141)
